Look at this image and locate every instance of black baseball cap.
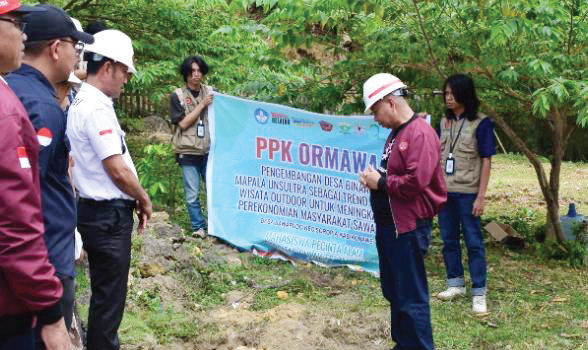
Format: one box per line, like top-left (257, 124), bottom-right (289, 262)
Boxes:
top-left (24, 4), bottom-right (93, 44)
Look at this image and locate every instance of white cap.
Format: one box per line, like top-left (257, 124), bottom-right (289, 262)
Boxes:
top-left (84, 29), bottom-right (136, 74)
top-left (363, 73), bottom-right (407, 113)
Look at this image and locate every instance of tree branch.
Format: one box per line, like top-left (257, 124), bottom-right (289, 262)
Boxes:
top-left (481, 101), bottom-right (551, 196)
top-left (411, 0), bottom-right (447, 79)
top-left (65, 0), bottom-right (96, 12)
top-left (567, 2), bottom-right (575, 55)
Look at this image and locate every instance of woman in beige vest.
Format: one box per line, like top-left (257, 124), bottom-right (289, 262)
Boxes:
top-left (436, 74), bottom-right (496, 315)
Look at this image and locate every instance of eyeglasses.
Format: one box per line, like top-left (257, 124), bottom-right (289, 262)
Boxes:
top-left (59, 38), bottom-right (85, 55)
top-left (0, 17), bottom-right (27, 32)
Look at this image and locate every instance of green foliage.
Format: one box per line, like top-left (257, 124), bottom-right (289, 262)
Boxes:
top-left (482, 207), bottom-right (587, 267)
top-left (129, 286), bottom-right (163, 312)
top-left (134, 143), bottom-right (183, 211)
top-left (537, 235), bottom-right (587, 268)
top-left (116, 110), bottom-right (145, 133)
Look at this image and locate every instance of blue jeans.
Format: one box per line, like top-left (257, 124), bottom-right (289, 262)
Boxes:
top-left (181, 162), bottom-right (207, 230)
top-left (439, 192), bottom-right (487, 296)
top-left (376, 220), bottom-right (434, 350)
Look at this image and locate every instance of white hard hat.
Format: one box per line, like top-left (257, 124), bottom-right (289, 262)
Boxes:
top-left (70, 17), bottom-right (83, 32)
top-left (84, 29), bottom-right (136, 74)
top-left (363, 73), bottom-right (407, 113)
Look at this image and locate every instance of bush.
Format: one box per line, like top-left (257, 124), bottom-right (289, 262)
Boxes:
top-left (537, 222), bottom-right (588, 268)
top-left (134, 143), bottom-right (184, 212)
top-left (483, 207), bottom-right (545, 243)
top-left (483, 208), bottom-right (587, 267)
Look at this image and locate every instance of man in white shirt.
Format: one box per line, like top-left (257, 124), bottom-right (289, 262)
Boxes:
top-left (66, 29), bottom-right (151, 350)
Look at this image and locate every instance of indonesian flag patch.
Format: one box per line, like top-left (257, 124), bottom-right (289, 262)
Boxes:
top-left (99, 129), bottom-right (113, 136)
top-left (17, 147), bottom-right (31, 169)
top-left (37, 127), bottom-right (53, 147)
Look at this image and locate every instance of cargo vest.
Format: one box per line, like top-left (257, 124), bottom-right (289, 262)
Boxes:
top-left (439, 112), bottom-right (488, 193)
top-left (171, 85), bottom-right (211, 155)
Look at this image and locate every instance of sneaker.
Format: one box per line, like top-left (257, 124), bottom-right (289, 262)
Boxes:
top-left (437, 286), bottom-right (466, 300)
top-left (472, 295), bottom-right (488, 314)
top-left (192, 228), bottom-right (207, 238)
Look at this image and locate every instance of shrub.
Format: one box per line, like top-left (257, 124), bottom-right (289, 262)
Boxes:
top-left (134, 143), bottom-right (184, 212)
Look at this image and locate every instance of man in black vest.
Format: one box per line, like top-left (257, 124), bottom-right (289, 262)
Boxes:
top-left (169, 55), bottom-right (213, 237)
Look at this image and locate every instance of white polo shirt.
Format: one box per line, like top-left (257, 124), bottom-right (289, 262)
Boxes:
top-left (66, 82), bottom-right (138, 201)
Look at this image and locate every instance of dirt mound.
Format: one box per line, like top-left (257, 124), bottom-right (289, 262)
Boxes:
top-left (114, 212), bottom-right (392, 349)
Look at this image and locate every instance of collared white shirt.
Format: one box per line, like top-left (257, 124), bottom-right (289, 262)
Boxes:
top-left (66, 82), bottom-right (138, 200)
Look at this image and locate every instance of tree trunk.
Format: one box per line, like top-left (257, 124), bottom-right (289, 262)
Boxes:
top-left (481, 103), bottom-right (566, 242)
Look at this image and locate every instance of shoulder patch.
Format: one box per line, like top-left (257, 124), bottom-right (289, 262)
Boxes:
top-left (398, 141), bottom-right (408, 151)
top-left (99, 129), bottom-right (113, 136)
top-left (17, 147), bottom-right (31, 168)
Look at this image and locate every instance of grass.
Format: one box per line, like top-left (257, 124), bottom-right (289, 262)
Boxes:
top-left (486, 153), bottom-right (588, 217)
top-left (74, 154), bottom-right (588, 349)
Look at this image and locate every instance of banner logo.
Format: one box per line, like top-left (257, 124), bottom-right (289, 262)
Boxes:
top-left (254, 108), bottom-right (269, 124)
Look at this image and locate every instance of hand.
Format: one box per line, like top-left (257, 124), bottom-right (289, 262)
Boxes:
top-left (136, 197), bottom-right (152, 235)
top-left (200, 94), bottom-right (213, 108)
top-left (472, 195), bottom-right (485, 217)
top-left (40, 317), bottom-right (71, 350)
top-left (359, 166), bottom-right (382, 190)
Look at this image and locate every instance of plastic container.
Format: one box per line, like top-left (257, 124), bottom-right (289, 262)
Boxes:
top-left (560, 203), bottom-right (587, 241)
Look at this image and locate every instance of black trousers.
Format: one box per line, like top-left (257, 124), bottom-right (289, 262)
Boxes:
top-left (0, 328), bottom-right (34, 350)
top-left (0, 314), bottom-right (34, 350)
top-left (77, 200), bottom-right (134, 350)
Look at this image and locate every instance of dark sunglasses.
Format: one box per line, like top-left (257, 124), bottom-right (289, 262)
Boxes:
top-left (0, 17), bottom-right (26, 32)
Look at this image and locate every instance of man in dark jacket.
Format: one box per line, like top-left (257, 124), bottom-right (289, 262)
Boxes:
top-left (360, 73), bottom-right (447, 350)
top-left (6, 5), bottom-right (94, 348)
top-left (0, 1), bottom-right (70, 349)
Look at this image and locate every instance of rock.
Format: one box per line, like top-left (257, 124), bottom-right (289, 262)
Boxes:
top-left (192, 246), bottom-right (203, 256)
top-left (142, 233), bottom-right (175, 259)
top-left (148, 222), bottom-right (183, 239)
top-left (225, 290), bottom-right (247, 305)
top-left (276, 291), bottom-right (288, 300)
top-left (150, 211), bottom-right (170, 224)
top-left (226, 255), bottom-right (242, 267)
top-left (139, 262), bottom-right (166, 277)
top-left (142, 115), bottom-right (171, 134)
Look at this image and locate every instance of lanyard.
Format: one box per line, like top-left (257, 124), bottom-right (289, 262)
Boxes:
top-left (448, 117), bottom-right (466, 158)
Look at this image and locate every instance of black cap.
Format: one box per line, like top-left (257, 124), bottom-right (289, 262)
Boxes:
top-left (24, 5), bottom-right (94, 44)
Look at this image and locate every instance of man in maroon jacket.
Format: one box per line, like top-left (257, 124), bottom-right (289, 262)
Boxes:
top-left (360, 73), bottom-right (447, 350)
top-left (0, 1), bottom-right (70, 349)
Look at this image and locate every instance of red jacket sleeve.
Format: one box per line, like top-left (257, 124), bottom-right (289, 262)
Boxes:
top-left (386, 128), bottom-right (440, 200)
top-left (0, 105), bottom-right (63, 320)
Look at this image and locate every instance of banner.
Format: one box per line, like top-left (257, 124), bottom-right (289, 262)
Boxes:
top-left (207, 94), bottom-right (389, 274)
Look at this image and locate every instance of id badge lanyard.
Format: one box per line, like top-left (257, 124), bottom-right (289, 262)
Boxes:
top-left (445, 117), bottom-right (466, 175)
